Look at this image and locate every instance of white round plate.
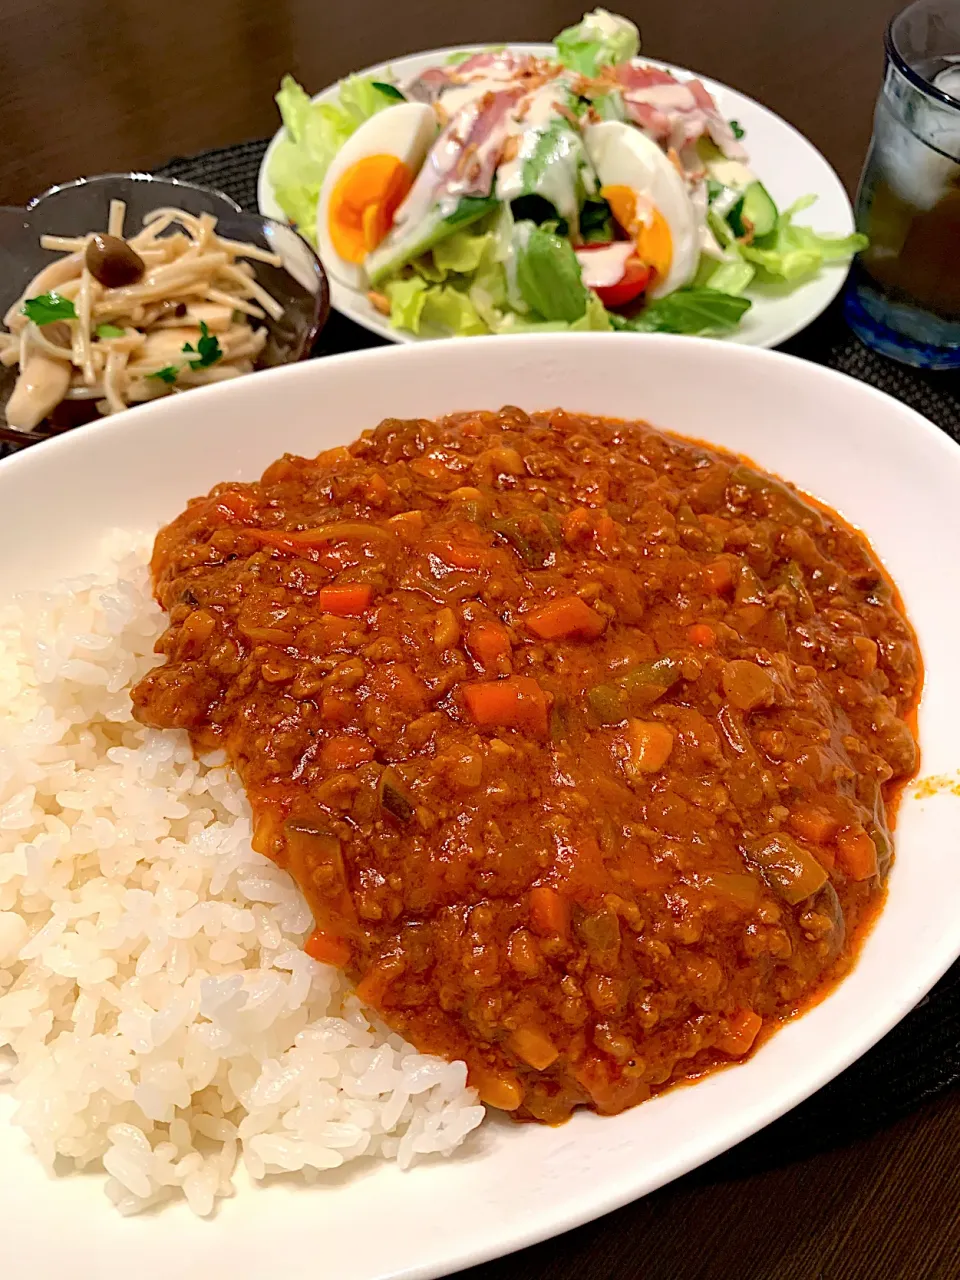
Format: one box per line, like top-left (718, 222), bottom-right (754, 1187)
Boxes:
top-left (257, 45), bottom-right (856, 349)
top-left (2, 335), bottom-right (959, 1280)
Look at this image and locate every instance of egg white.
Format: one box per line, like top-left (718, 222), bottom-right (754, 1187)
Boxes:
top-left (316, 103), bottom-right (438, 289)
top-left (583, 121), bottom-right (699, 299)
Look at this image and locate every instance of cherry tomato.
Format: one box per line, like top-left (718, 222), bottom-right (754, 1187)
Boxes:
top-left (575, 244), bottom-right (653, 309)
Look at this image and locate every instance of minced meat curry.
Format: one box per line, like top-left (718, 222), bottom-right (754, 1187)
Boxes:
top-left (132, 407), bottom-right (921, 1123)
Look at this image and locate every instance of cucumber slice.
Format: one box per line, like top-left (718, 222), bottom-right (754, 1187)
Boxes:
top-left (728, 182), bottom-right (778, 240)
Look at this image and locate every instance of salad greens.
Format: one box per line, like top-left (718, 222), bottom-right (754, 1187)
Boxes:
top-left (513, 224), bottom-right (589, 324)
top-left (701, 193), bottom-right (867, 295)
top-left (554, 9), bottom-right (640, 76)
top-left (609, 288), bottom-right (751, 335)
top-left (270, 73), bottom-right (400, 231)
top-left (268, 10), bottom-right (866, 341)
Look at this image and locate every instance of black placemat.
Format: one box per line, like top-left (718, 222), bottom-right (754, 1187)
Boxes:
top-left (156, 140), bottom-right (960, 1175)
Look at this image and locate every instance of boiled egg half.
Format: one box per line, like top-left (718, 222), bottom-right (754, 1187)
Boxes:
top-left (583, 121), bottom-right (698, 299)
top-left (317, 103), bottom-right (438, 288)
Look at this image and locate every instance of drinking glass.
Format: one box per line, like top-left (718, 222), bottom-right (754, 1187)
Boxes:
top-left (844, 0), bottom-right (960, 368)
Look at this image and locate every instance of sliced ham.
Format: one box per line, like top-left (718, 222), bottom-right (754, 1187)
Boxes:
top-left (403, 65), bottom-right (456, 105)
top-left (614, 63), bottom-right (747, 162)
top-left (389, 87), bottom-right (524, 237)
top-left (450, 50), bottom-right (537, 79)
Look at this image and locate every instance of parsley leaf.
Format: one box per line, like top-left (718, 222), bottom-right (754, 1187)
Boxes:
top-left (95, 323), bottom-right (125, 339)
top-left (182, 320), bottom-right (222, 370)
top-left (148, 365), bottom-right (179, 385)
top-left (22, 293), bottom-right (77, 326)
top-left (729, 119), bottom-right (746, 139)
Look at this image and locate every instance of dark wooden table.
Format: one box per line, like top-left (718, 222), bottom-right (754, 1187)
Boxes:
top-left (3, 1), bottom-right (959, 1275)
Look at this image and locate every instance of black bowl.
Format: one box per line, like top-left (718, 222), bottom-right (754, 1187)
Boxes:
top-left (0, 172), bottom-right (330, 447)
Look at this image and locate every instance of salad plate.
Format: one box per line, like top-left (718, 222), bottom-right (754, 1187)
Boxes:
top-left (257, 17), bottom-right (859, 349)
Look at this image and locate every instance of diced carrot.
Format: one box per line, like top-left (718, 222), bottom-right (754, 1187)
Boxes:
top-left (836, 824), bottom-right (878, 881)
top-left (702, 558), bottom-right (734, 595)
top-left (625, 853), bottom-right (672, 893)
top-left (365, 472), bottom-right (390, 506)
top-left (462, 676), bottom-right (549, 736)
top-left (314, 445), bottom-right (352, 469)
top-left (320, 733), bottom-right (375, 770)
top-left (432, 540), bottom-right (496, 570)
top-left (317, 583), bottom-right (373, 617)
top-left (213, 489), bottom-right (257, 522)
top-left (508, 1026), bottom-right (559, 1071)
top-left (304, 929), bottom-right (352, 968)
top-left (387, 509), bottom-right (425, 541)
top-left (524, 595), bottom-right (606, 641)
top-left (573, 1055), bottom-right (650, 1115)
top-left (563, 507), bottom-right (617, 552)
top-left (788, 804), bottom-right (841, 846)
top-left (529, 884), bottom-right (570, 937)
top-left (687, 623), bottom-right (716, 648)
top-left (624, 719), bottom-right (675, 774)
top-left (467, 620), bottom-right (512, 670)
top-left (473, 1070), bottom-right (523, 1111)
top-left (717, 1008), bottom-right (763, 1057)
top-left (552, 836), bottom-right (610, 902)
top-left (320, 694), bottom-right (352, 725)
top-left (594, 515), bottom-right (616, 551)
top-left (563, 507), bottom-right (592, 543)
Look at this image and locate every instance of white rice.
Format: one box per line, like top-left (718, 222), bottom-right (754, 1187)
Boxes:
top-left (0, 531), bottom-right (484, 1216)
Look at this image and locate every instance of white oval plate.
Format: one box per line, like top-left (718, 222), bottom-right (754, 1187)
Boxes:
top-left (2, 335), bottom-right (959, 1280)
top-left (257, 45), bottom-right (855, 349)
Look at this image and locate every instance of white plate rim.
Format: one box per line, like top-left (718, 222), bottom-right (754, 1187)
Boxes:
top-left (1, 336), bottom-right (956, 1280)
top-left (256, 44), bottom-right (856, 349)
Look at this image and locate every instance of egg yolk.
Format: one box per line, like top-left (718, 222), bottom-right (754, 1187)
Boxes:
top-left (328, 155), bottom-right (413, 264)
top-left (601, 185), bottom-right (673, 286)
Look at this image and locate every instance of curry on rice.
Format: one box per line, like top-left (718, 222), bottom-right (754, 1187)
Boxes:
top-left (132, 407), bottom-right (921, 1124)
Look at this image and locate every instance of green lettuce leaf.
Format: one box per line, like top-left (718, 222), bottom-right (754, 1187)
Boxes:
top-left (383, 277), bottom-right (488, 335)
top-left (422, 287), bottom-right (488, 335)
top-left (696, 256), bottom-right (756, 296)
top-left (513, 222), bottom-right (589, 323)
top-left (740, 196), bottom-right (868, 282)
top-left (385, 277), bottom-right (429, 331)
top-left (497, 291), bottom-right (612, 333)
top-left (592, 91), bottom-right (627, 121)
top-left (338, 75), bottom-right (402, 122)
top-left (554, 9), bottom-right (640, 75)
top-left (268, 73), bottom-right (399, 240)
top-left (611, 288), bottom-right (751, 335)
top-left (432, 229), bottom-right (496, 276)
top-left (580, 196), bottom-right (614, 243)
top-left (382, 220), bottom-right (505, 335)
top-left (366, 197), bottom-right (499, 285)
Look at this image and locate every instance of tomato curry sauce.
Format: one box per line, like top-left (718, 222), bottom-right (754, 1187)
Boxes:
top-left (132, 408), bottom-right (921, 1123)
